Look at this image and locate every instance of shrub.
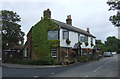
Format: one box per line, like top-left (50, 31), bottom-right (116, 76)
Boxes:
top-left (15, 56), bottom-right (55, 65)
top-left (89, 54), bottom-right (95, 60)
top-left (63, 59), bottom-right (71, 65)
top-left (77, 56), bottom-right (86, 62)
top-left (41, 56), bottom-right (55, 65)
top-left (85, 55), bottom-right (91, 61)
top-left (77, 55), bottom-right (93, 62)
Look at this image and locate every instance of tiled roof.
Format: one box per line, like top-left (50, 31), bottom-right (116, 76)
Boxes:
top-left (51, 19), bottom-right (96, 38)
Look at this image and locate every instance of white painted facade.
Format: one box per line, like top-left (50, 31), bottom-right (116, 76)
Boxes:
top-left (118, 27), bottom-right (120, 39)
top-left (60, 28), bottom-right (96, 49)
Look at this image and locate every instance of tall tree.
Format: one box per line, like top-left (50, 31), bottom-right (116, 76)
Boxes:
top-left (105, 36), bottom-right (119, 52)
top-left (107, 0), bottom-right (120, 26)
top-left (96, 37), bottom-right (120, 53)
top-left (96, 40), bottom-right (107, 52)
top-left (1, 10), bottom-right (25, 50)
top-left (107, 0), bottom-right (120, 41)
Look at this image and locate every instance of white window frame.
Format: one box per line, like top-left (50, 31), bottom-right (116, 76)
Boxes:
top-left (63, 29), bottom-right (69, 39)
top-left (51, 48), bottom-right (57, 57)
top-left (24, 49), bottom-right (27, 58)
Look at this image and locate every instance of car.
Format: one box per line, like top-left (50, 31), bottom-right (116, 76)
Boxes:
top-left (112, 52), bottom-right (117, 55)
top-left (103, 52), bottom-right (113, 57)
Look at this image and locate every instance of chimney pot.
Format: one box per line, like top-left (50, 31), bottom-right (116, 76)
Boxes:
top-left (43, 8), bottom-right (51, 18)
top-left (87, 28), bottom-right (90, 33)
top-left (67, 15), bottom-right (71, 19)
top-left (66, 15), bottom-right (72, 25)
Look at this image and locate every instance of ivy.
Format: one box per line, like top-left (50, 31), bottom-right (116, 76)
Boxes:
top-left (32, 18), bottom-right (59, 59)
top-left (48, 40), bottom-right (60, 47)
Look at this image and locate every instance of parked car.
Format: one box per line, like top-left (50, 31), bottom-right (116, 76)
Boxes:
top-left (112, 52), bottom-right (117, 55)
top-left (103, 52), bottom-right (113, 57)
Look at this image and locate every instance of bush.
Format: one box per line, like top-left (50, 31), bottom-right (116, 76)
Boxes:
top-left (63, 59), bottom-right (71, 65)
top-left (89, 54), bottom-right (99, 60)
top-left (89, 54), bottom-right (95, 60)
top-left (77, 55), bottom-right (93, 62)
top-left (85, 55), bottom-right (92, 61)
top-left (15, 56), bottom-right (55, 65)
top-left (40, 56), bottom-right (55, 65)
top-left (77, 56), bottom-right (87, 62)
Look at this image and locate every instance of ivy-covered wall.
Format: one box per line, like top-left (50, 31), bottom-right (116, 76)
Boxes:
top-left (32, 18), bottom-right (59, 59)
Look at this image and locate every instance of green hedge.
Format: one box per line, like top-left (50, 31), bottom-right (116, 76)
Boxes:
top-left (15, 57), bottom-right (55, 65)
top-left (77, 55), bottom-right (94, 62)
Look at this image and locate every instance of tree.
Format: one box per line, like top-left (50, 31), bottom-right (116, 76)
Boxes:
top-left (96, 37), bottom-right (120, 52)
top-left (1, 10), bottom-right (25, 50)
top-left (96, 40), bottom-right (107, 52)
top-left (107, 0), bottom-right (120, 27)
top-left (105, 36), bottom-right (118, 52)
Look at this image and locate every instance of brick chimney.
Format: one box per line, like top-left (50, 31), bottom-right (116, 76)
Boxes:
top-left (87, 28), bottom-right (90, 33)
top-left (43, 9), bottom-right (51, 18)
top-left (66, 15), bottom-right (72, 25)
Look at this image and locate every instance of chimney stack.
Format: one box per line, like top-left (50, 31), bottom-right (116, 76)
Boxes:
top-left (87, 28), bottom-right (90, 33)
top-left (66, 15), bottom-right (72, 25)
top-left (43, 9), bottom-right (51, 18)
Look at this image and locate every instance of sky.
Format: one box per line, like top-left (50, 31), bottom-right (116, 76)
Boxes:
top-left (0, 0), bottom-right (118, 43)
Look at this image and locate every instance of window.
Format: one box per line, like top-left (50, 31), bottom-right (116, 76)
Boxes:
top-left (80, 34), bottom-right (88, 42)
top-left (78, 34), bottom-right (80, 41)
top-left (85, 36), bottom-right (88, 42)
top-left (91, 38), bottom-right (93, 43)
top-left (24, 49), bottom-right (27, 58)
top-left (63, 29), bottom-right (69, 39)
top-left (91, 38), bottom-right (93, 47)
top-left (48, 30), bottom-right (58, 40)
top-left (51, 48), bottom-right (57, 57)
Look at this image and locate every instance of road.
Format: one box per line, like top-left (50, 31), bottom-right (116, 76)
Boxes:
top-left (2, 54), bottom-right (119, 78)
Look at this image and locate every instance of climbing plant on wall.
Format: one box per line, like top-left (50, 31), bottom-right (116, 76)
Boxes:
top-left (32, 18), bottom-right (59, 59)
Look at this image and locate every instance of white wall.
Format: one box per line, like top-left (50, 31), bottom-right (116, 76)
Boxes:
top-left (60, 28), bottom-right (96, 49)
top-left (81, 37), bottom-right (96, 49)
top-left (118, 27), bottom-right (120, 39)
top-left (60, 28), bottom-right (78, 47)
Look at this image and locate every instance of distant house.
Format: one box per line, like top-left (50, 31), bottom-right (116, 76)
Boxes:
top-left (24, 9), bottom-right (96, 64)
top-left (2, 49), bottom-right (23, 63)
top-left (2, 45), bottom-right (24, 63)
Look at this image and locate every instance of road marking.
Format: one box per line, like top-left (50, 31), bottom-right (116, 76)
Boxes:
top-left (85, 75), bottom-right (89, 77)
top-left (34, 75), bottom-right (38, 78)
top-left (51, 72), bottom-right (55, 75)
top-left (52, 66), bottom-right (55, 67)
top-left (93, 60), bottom-right (111, 72)
top-left (93, 65), bottom-right (103, 72)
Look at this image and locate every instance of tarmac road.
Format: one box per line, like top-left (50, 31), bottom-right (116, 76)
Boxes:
top-left (2, 54), bottom-right (119, 79)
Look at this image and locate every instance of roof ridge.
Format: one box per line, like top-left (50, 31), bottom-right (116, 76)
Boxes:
top-left (50, 19), bottom-right (95, 38)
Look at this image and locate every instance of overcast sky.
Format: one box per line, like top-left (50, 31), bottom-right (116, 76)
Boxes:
top-left (0, 0), bottom-right (118, 43)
